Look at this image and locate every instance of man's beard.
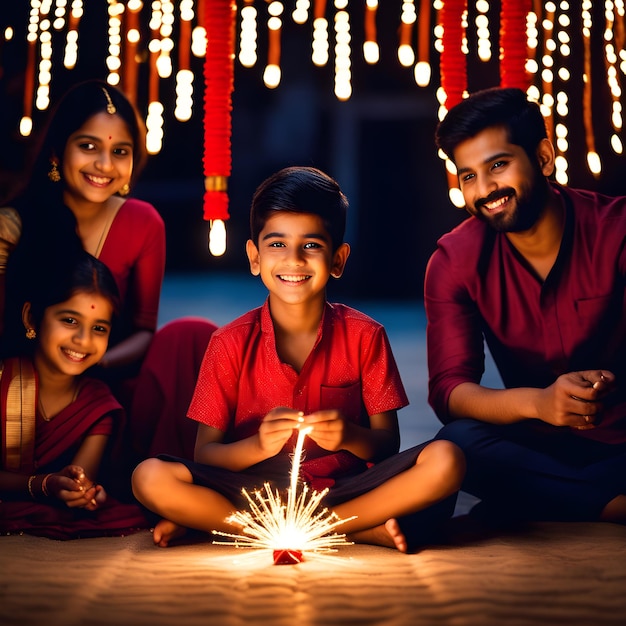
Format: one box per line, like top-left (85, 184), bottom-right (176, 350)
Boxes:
top-left (473, 168), bottom-right (549, 233)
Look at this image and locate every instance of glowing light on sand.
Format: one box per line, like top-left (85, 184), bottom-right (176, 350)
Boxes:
top-left (212, 425), bottom-right (355, 564)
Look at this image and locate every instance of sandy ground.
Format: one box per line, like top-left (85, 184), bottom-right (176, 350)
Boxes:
top-left (2, 520), bottom-right (625, 626)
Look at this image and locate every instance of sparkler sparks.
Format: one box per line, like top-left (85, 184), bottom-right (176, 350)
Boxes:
top-left (212, 425), bottom-right (356, 563)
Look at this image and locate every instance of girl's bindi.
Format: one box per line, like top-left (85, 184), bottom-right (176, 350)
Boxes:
top-left (91, 304), bottom-right (95, 309)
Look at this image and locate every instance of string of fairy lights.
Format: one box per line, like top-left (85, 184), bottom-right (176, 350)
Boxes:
top-left (2, 1), bottom-right (624, 250)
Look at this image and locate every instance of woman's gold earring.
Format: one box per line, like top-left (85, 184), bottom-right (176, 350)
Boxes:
top-left (26, 328), bottom-right (36, 340)
top-left (119, 184), bottom-right (130, 196)
top-left (48, 160), bottom-right (61, 183)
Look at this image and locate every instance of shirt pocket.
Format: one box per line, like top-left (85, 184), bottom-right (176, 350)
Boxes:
top-left (575, 294), bottom-right (613, 319)
top-left (319, 382), bottom-right (363, 423)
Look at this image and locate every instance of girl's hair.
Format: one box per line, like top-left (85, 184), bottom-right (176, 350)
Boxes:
top-left (250, 166), bottom-right (348, 251)
top-left (27, 250), bottom-right (120, 326)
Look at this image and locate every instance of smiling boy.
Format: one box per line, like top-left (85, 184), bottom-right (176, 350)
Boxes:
top-left (132, 166), bottom-right (464, 552)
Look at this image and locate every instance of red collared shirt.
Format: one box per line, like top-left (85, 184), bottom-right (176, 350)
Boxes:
top-left (189, 300), bottom-right (408, 444)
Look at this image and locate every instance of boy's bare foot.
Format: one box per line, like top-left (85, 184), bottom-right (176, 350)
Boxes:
top-left (383, 519), bottom-right (408, 552)
top-left (348, 518), bottom-right (408, 553)
top-left (152, 519), bottom-right (187, 547)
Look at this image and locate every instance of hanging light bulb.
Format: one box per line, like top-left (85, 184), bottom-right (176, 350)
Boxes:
top-left (174, 69), bottom-right (194, 121)
top-left (413, 0), bottom-right (431, 87)
top-left (398, 1), bottom-right (416, 67)
top-left (63, 0), bottom-right (82, 69)
top-left (312, 0), bottom-right (329, 66)
top-left (603, 0), bottom-right (624, 155)
top-left (208, 220), bottom-right (227, 257)
top-left (19, 117), bottom-right (33, 136)
top-left (239, 1), bottom-right (258, 67)
top-left (363, 0), bottom-right (379, 64)
top-left (334, 3), bottom-right (351, 100)
top-left (475, 0), bottom-right (491, 62)
top-left (173, 0), bottom-right (193, 121)
top-left (449, 186), bottom-right (465, 208)
top-left (587, 150), bottom-right (602, 175)
top-left (191, 0), bottom-right (207, 58)
top-left (611, 134), bottom-right (623, 154)
top-left (581, 0), bottom-right (601, 176)
top-left (293, 0), bottom-right (310, 24)
top-left (264, 2), bottom-right (283, 88)
top-left (202, 0), bottom-right (235, 253)
top-left (554, 121), bottom-right (569, 185)
top-left (106, 0), bottom-right (123, 86)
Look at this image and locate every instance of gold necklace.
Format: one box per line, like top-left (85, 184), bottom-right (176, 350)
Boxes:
top-left (93, 203), bottom-right (121, 258)
top-left (38, 384), bottom-right (80, 422)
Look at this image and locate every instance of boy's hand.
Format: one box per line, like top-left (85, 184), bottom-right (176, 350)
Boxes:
top-left (258, 407), bottom-right (303, 457)
top-left (302, 410), bottom-right (350, 451)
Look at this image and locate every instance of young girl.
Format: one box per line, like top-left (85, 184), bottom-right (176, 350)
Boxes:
top-left (132, 167), bottom-right (466, 553)
top-left (0, 250), bottom-right (148, 539)
top-left (1, 79), bottom-right (217, 462)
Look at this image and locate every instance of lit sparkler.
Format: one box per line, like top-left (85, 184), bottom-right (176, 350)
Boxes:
top-left (212, 425), bottom-right (356, 564)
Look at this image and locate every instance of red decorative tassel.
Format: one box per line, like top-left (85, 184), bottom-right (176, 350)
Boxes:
top-left (202, 0), bottom-right (236, 222)
top-left (439, 0), bottom-right (467, 109)
top-left (500, 0), bottom-right (531, 89)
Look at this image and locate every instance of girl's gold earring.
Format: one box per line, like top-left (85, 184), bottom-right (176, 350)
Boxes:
top-left (119, 184), bottom-right (130, 196)
top-left (25, 328), bottom-right (36, 340)
top-left (48, 160), bottom-right (61, 182)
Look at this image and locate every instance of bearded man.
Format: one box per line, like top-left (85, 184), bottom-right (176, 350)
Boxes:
top-left (426, 87), bottom-right (626, 524)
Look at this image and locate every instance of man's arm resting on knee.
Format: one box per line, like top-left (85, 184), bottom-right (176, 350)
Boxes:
top-left (448, 370), bottom-right (615, 430)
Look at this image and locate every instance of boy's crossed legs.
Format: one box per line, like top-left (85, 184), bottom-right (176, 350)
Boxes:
top-left (132, 439), bottom-right (464, 552)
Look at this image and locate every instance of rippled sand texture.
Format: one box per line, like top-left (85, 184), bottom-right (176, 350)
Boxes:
top-left (1, 521), bottom-right (625, 626)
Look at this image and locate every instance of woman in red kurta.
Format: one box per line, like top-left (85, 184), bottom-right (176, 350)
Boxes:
top-left (1, 80), bottom-right (217, 463)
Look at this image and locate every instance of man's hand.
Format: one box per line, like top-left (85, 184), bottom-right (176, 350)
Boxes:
top-left (536, 370), bottom-right (615, 430)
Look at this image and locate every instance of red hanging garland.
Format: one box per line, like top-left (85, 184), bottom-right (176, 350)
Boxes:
top-left (499, 0), bottom-right (531, 89)
top-left (439, 0), bottom-right (467, 109)
top-left (202, 0), bottom-right (236, 222)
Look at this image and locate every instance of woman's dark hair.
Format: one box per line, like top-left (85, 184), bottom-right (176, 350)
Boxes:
top-left (2, 80), bottom-right (144, 354)
top-left (4, 79), bottom-right (146, 207)
top-left (250, 166), bottom-right (348, 251)
top-left (435, 87), bottom-right (548, 162)
top-left (44, 79), bottom-right (146, 183)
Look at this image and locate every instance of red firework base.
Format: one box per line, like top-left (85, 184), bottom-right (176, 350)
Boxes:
top-left (273, 549), bottom-right (304, 565)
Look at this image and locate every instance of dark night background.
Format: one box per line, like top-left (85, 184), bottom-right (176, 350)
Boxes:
top-left (1, 2), bottom-right (624, 301)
